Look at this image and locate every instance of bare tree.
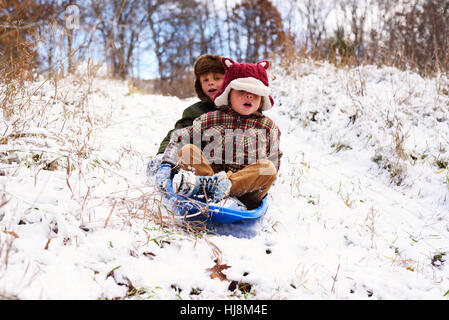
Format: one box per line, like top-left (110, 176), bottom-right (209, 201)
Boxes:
top-left (210, 0), bottom-right (224, 54)
top-left (0, 0), bottom-right (60, 81)
top-left (144, 0), bottom-right (220, 96)
top-left (390, 0), bottom-right (449, 73)
top-left (298, 0), bottom-right (335, 55)
top-left (224, 0), bottom-right (233, 57)
top-left (231, 0), bottom-right (285, 62)
top-left (145, 0), bottom-right (178, 89)
top-left (89, 0), bottom-right (146, 79)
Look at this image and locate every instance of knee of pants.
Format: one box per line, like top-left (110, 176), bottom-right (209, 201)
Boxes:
top-left (178, 144), bottom-right (198, 163)
top-left (178, 144), bottom-right (195, 156)
top-left (257, 159), bottom-right (277, 179)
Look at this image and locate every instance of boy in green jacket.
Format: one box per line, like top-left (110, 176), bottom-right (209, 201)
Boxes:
top-left (146, 54), bottom-right (225, 176)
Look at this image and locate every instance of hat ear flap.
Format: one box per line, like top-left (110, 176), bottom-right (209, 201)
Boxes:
top-left (222, 57), bottom-right (235, 70)
top-left (258, 60), bottom-right (270, 70)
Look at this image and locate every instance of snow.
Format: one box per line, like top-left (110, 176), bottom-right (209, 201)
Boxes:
top-left (0, 60), bottom-right (448, 300)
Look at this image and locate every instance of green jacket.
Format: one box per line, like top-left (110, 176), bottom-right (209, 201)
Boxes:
top-left (157, 101), bottom-right (217, 154)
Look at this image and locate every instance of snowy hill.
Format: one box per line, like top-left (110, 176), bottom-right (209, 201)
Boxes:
top-left (0, 60), bottom-right (448, 300)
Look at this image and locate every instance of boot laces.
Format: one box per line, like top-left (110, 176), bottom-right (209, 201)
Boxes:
top-left (199, 176), bottom-right (219, 195)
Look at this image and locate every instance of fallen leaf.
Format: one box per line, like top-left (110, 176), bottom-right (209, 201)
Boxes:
top-left (206, 263), bottom-right (231, 281)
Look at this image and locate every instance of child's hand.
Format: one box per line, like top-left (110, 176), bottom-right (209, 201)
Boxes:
top-left (146, 154), bottom-right (163, 177)
top-left (155, 163), bottom-right (172, 191)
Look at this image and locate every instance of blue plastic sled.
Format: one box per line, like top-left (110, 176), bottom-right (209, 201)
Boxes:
top-left (164, 179), bottom-right (268, 224)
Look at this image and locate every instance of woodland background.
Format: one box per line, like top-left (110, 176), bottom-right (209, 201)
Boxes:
top-left (1, 0), bottom-right (448, 98)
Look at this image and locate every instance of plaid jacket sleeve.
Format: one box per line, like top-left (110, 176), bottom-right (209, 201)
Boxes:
top-left (161, 125), bottom-right (194, 166)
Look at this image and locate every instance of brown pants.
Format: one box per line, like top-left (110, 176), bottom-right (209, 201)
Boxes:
top-left (177, 144), bottom-right (277, 209)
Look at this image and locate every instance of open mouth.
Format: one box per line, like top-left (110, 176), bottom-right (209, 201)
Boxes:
top-left (208, 89), bottom-right (217, 94)
top-left (243, 102), bottom-right (252, 108)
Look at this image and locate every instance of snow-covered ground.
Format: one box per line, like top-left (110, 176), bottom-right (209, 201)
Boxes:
top-left (0, 60), bottom-right (448, 300)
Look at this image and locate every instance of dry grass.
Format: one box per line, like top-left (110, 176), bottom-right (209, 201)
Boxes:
top-left (0, 63), bottom-right (214, 297)
top-left (0, 54), bottom-right (204, 295)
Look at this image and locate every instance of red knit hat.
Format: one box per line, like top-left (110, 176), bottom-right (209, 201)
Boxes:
top-left (213, 58), bottom-right (274, 111)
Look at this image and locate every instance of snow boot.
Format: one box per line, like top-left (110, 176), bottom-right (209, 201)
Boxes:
top-left (172, 170), bottom-right (231, 202)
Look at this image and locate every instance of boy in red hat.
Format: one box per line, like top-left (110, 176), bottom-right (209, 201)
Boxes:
top-left (146, 54), bottom-right (225, 176)
top-left (156, 58), bottom-right (282, 210)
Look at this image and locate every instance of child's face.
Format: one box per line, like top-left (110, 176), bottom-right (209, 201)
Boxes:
top-left (200, 72), bottom-right (224, 101)
top-left (229, 90), bottom-right (262, 116)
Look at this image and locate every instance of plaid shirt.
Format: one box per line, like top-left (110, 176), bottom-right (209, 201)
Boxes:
top-left (162, 106), bottom-right (282, 173)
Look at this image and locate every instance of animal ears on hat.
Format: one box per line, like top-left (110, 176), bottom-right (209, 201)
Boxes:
top-left (257, 60), bottom-right (270, 70)
top-left (221, 57), bottom-right (270, 71)
top-left (221, 57), bottom-right (235, 70)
